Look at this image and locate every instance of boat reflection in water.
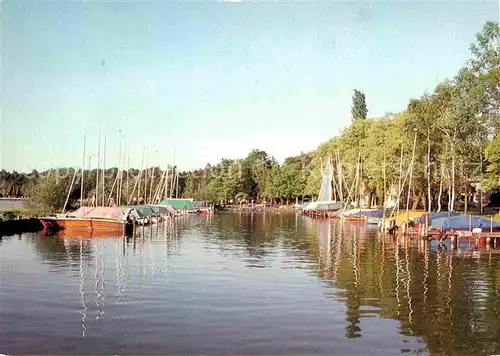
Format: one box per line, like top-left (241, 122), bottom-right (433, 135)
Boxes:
top-left (55, 228), bottom-right (127, 239)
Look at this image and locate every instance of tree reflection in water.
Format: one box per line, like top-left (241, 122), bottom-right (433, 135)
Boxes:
top-left (19, 213), bottom-right (500, 355)
top-left (309, 218), bottom-right (500, 355)
top-left (204, 213), bottom-right (500, 354)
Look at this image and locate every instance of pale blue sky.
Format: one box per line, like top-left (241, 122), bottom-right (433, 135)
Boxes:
top-left (2, 1), bottom-right (498, 172)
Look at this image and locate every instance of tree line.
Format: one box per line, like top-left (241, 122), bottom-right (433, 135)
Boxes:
top-left (1, 22), bottom-right (499, 213)
top-left (182, 21), bottom-right (500, 210)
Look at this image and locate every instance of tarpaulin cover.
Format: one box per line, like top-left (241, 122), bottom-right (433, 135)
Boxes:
top-left (417, 212), bottom-right (460, 224)
top-left (430, 214), bottom-right (500, 230)
top-left (159, 199), bottom-right (193, 210)
top-left (65, 207), bottom-right (131, 221)
top-left (149, 205), bottom-right (169, 214)
top-left (121, 205), bottom-right (155, 216)
top-left (151, 204), bottom-right (175, 214)
top-left (343, 209), bottom-right (390, 218)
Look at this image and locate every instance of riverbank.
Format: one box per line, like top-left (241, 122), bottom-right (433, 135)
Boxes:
top-left (219, 204), bottom-right (296, 213)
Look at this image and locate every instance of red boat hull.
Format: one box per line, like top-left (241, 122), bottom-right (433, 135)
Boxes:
top-left (40, 218), bottom-right (125, 232)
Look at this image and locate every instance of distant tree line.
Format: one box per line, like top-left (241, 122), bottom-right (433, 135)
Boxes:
top-left (1, 22), bottom-right (499, 213)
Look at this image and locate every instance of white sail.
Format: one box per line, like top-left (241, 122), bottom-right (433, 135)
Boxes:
top-left (317, 158), bottom-right (333, 202)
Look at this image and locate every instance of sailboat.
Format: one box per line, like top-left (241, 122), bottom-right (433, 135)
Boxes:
top-left (303, 158), bottom-right (343, 218)
top-left (39, 125), bottom-right (138, 235)
top-left (40, 206), bottom-right (137, 234)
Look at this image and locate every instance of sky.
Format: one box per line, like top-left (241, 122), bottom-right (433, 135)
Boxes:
top-left (2, 0), bottom-right (499, 173)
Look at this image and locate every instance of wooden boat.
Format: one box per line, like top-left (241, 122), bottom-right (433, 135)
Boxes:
top-left (341, 209), bottom-right (389, 224)
top-left (50, 218), bottom-right (125, 231)
top-left (343, 215), bottom-right (365, 223)
top-left (303, 202), bottom-right (344, 218)
top-left (40, 207), bottom-right (135, 233)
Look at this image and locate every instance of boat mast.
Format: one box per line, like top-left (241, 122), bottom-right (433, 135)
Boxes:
top-left (144, 148), bottom-right (148, 204)
top-left (81, 121), bottom-right (87, 209)
top-left (164, 166), bottom-right (170, 201)
top-left (149, 152), bottom-right (156, 204)
top-left (154, 169), bottom-right (166, 203)
top-left (427, 127), bottom-right (432, 214)
top-left (340, 153), bottom-right (359, 215)
top-left (317, 159), bottom-right (324, 202)
top-left (62, 169), bottom-right (78, 213)
top-left (355, 152), bottom-right (361, 208)
top-left (127, 172), bottom-right (140, 205)
top-left (405, 129), bottom-right (418, 222)
top-left (126, 146), bottom-right (130, 204)
top-left (397, 141), bottom-right (404, 214)
top-left (102, 134), bottom-right (106, 206)
top-left (116, 131), bottom-right (123, 205)
top-left (108, 173), bottom-right (119, 204)
top-left (96, 124), bottom-right (101, 206)
top-left (331, 155), bottom-right (338, 201)
top-left (337, 149), bottom-right (344, 204)
top-left (382, 146), bottom-right (387, 221)
top-left (170, 149), bottom-right (175, 198)
top-left (479, 150), bottom-right (483, 214)
top-left (138, 147), bottom-right (145, 203)
top-left (175, 170), bottom-right (179, 198)
top-left (152, 171), bottom-right (161, 203)
top-left (119, 141), bottom-right (126, 205)
top-left (160, 168), bottom-right (169, 202)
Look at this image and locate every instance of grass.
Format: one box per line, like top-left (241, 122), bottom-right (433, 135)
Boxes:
top-left (0, 205), bottom-right (25, 212)
top-left (0, 205), bottom-right (30, 218)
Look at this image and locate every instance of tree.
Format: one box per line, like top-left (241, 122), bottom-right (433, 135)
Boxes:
top-left (469, 21), bottom-right (500, 75)
top-left (25, 171), bottom-right (69, 214)
top-left (351, 89), bottom-right (368, 121)
top-left (468, 21), bottom-right (500, 134)
top-left (483, 135), bottom-right (500, 189)
top-left (244, 149), bottom-right (272, 201)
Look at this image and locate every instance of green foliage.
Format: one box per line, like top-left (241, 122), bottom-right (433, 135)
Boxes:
top-left (25, 172), bottom-right (69, 214)
top-left (351, 89), bottom-right (368, 121)
top-left (0, 169), bottom-right (36, 197)
top-left (483, 135), bottom-right (500, 189)
top-left (469, 21), bottom-right (499, 75)
top-left (469, 21), bottom-right (500, 132)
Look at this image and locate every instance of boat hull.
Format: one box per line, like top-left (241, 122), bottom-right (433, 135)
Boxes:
top-left (41, 218), bottom-right (126, 232)
top-left (303, 209), bottom-right (340, 218)
top-left (343, 216), bottom-right (366, 223)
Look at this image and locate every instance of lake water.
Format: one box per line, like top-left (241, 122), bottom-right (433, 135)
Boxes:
top-left (1, 213), bottom-right (499, 355)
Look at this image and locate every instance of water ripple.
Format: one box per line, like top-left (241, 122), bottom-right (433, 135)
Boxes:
top-left (1, 214), bottom-right (500, 355)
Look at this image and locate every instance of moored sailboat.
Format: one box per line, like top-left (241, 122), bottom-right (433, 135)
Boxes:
top-left (40, 206), bottom-right (137, 233)
top-left (303, 158), bottom-right (348, 218)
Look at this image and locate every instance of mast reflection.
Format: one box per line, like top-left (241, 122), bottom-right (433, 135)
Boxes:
top-left (301, 217), bottom-right (500, 354)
